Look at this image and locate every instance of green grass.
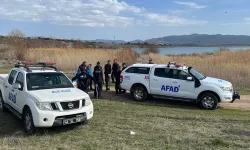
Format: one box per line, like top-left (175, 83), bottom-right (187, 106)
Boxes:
top-left (1, 100), bottom-right (250, 150)
top-left (236, 88), bottom-right (250, 95)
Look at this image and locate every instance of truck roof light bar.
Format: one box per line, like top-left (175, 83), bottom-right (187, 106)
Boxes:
top-left (14, 61), bottom-right (59, 72)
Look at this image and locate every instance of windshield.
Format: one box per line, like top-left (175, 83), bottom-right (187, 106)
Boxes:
top-left (26, 72), bottom-right (74, 91)
top-left (190, 69), bottom-right (206, 80)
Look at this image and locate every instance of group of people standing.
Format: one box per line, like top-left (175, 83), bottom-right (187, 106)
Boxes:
top-left (72, 59), bottom-right (127, 99)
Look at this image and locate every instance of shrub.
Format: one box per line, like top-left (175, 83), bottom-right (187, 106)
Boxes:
top-left (142, 46), bottom-right (160, 55)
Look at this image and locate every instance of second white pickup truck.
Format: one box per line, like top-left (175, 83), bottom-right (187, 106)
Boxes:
top-left (120, 62), bottom-right (240, 110)
top-left (0, 62), bottom-right (93, 134)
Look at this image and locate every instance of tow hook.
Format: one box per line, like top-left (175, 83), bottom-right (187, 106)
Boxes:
top-left (231, 91), bottom-right (240, 103)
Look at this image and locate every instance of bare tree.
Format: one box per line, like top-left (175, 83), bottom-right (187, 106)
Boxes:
top-left (8, 29), bottom-right (27, 60)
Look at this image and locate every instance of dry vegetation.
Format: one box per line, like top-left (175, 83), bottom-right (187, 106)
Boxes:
top-left (15, 48), bottom-right (250, 88)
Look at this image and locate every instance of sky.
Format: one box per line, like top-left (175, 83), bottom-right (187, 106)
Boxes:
top-left (0, 0), bottom-right (250, 41)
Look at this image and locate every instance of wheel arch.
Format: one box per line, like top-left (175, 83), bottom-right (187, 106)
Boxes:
top-left (22, 105), bottom-right (30, 117)
top-left (130, 83), bottom-right (149, 94)
top-left (197, 90), bottom-right (221, 102)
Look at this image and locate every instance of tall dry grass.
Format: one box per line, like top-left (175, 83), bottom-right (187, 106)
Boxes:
top-left (24, 48), bottom-right (250, 88)
top-left (25, 48), bottom-right (138, 71)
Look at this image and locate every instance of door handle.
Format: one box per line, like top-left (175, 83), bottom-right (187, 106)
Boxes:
top-left (153, 79), bottom-right (158, 81)
top-left (12, 89), bottom-right (14, 92)
top-left (172, 81), bottom-right (178, 83)
top-left (5, 86), bottom-right (7, 88)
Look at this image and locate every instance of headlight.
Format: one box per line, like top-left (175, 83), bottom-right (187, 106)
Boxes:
top-left (85, 97), bottom-right (92, 106)
top-left (220, 87), bottom-right (232, 91)
top-left (36, 102), bottom-right (53, 111)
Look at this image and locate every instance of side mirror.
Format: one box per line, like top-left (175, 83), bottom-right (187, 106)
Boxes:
top-left (187, 77), bottom-right (193, 81)
top-left (12, 83), bottom-right (22, 90)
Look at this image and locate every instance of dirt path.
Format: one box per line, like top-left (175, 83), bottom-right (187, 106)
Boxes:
top-left (89, 90), bottom-right (250, 111)
top-left (220, 95), bottom-right (250, 110)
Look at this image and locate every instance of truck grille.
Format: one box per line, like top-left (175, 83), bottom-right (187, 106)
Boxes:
top-left (60, 100), bottom-right (80, 110)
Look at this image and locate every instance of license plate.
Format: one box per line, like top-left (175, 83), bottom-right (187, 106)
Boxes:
top-left (63, 117), bottom-right (82, 125)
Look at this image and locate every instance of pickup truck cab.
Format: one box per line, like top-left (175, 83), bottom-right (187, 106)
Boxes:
top-left (120, 62), bottom-right (240, 110)
top-left (0, 62), bottom-right (93, 134)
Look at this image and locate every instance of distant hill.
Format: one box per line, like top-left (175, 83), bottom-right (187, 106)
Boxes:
top-left (129, 39), bottom-right (144, 44)
top-left (144, 34), bottom-right (250, 46)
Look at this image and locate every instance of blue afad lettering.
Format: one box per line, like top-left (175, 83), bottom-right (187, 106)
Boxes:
top-left (52, 89), bottom-right (71, 93)
top-left (161, 85), bottom-right (179, 92)
top-left (8, 92), bottom-right (17, 103)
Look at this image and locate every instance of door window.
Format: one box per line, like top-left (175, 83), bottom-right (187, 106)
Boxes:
top-left (8, 70), bottom-right (17, 85)
top-left (154, 68), bottom-right (172, 78)
top-left (15, 73), bottom-right (24, 90)
top-left (172, 70), bottom-right (191, 80)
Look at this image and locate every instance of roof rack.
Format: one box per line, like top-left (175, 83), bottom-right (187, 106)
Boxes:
top-left (14, 61), bottom-right (59, 72)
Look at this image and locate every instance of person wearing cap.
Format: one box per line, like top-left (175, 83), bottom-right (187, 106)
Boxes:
top-left (94, 61), bottom-right (104, 98)
top-left (104, 60), bottom-right (112, 91)
top-left (148, 59), bottom-right (154, 64)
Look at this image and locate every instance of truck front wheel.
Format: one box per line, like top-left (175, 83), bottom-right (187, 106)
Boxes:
top-left (23, 108), bottom-right (36, 134)
top-left (131, 86), bottom-right (147, 102)
top-left (199, 93), bottom-right (218, 110)
top-left (0, 93), bottom-right (7, 112)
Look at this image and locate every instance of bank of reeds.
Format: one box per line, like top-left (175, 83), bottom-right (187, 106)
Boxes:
top-left (18, 48), bottom-right (250, 88)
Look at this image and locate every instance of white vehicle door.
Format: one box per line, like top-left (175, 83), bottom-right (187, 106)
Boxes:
top-left (150, 67), bottom-right (172, 96)
top-left (170, 69), bottom-right (195, 99)
top-left (4, 70), bottom-right (18, 109)
top-left (13, 72), bottom-right (26, 113)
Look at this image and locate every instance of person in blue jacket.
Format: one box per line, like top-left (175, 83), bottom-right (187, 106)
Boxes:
top-left (87, 64), bottom-right (94, 91)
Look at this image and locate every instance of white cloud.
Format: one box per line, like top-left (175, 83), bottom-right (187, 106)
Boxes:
top-left (245, 18), bottom-right (250, 22)
top-left (174, 1), bottom-right (207, 9)
top-left (0, 0), bottom-right (207, 27)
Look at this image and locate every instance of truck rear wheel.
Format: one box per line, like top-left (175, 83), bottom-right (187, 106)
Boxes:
top-left (23, 108), bottom-right (36, 134)
top-left (0, 93), bottom-right (7, 112)
top-left (131, 86), bottom-right (147, 102)
top-left (199, 93), bottom-right (218, 110)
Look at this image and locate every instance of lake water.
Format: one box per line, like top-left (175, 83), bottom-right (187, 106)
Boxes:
top-left (134, 46), bottom-right (250, 55)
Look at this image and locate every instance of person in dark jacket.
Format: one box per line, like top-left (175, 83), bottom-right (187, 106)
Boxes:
top-left (104, 60), bottom-right (112, 91)
top-left (74, 61), bottom-right (89, 90)
top-left (111, 59), bottom-right (119, 83)
top-left (114, 65), bottom-right (122, 96)
top-left (72, 70), bottom-right (95, 94)
top-left (94, 61), bottom-right (104, 98)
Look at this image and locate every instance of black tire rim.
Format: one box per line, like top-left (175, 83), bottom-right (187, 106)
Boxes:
top-left (25, 112), bottom-right (32, 131)
top-left (134, 89), bottom-right (144, 100)
top-left (202, 96), bottom-right (215, 108)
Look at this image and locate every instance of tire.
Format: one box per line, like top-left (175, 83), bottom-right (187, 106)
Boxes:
top-left (131, 86), bottom-right (147, 102)
top-left (199, 93), bottom-right (219, 110)
top-left (0, 93), bottom-right (7, 112)
top-left (23, 108), bottom-right (36, 134)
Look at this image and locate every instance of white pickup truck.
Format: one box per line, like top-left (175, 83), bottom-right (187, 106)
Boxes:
top-left (0, 62), bottom-right (93, 134)
top-left (120, 62), bottom-right (240, 110)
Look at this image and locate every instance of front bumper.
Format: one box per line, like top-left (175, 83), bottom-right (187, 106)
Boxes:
top-left (32, 103), bottom-right (93, 127)
top-left (231, 91), bottom-right (240, 103)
